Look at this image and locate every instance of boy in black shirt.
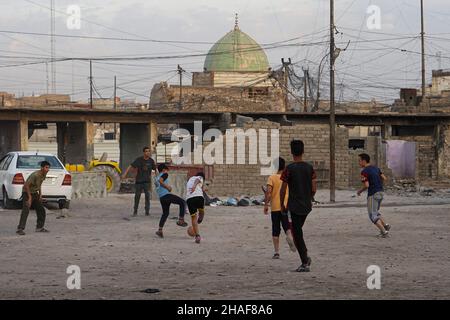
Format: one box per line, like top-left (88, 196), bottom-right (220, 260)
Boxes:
top-left (122, 146), bottom-right (156, 216)
top-left (280, 140), bottom-right (317, 272)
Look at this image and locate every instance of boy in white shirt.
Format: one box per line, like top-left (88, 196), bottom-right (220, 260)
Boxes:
top-left (186, 172), bottom-right (206, 244)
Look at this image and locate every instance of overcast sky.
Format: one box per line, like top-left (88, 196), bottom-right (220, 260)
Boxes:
top-left (0, 0), bottom-right (449, 103)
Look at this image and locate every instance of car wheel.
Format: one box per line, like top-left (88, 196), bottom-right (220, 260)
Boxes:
top-left (2, 188), bottom-right (16, 209)
top-left (58, 200), bottom-right (70, 210)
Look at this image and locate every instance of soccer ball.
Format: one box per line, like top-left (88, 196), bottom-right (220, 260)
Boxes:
top-left (187, 226), bottom-right (195, 237)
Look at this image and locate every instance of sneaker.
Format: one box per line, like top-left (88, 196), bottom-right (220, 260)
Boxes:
top-left (296, 264), bottom-right (310, 272)
top-left (286, 235), bottom-right (297, 252)
top-left (384, 224), bottom-right (391, 231)
top-left (195, 235), bottom-right (201, 244)
top-left (272, 253), bottom-right (280, 259)
top-left (16, 229), bottom-right (25, 236)
top-left (35, 227), bottom-right (49, 233)
top-left (379, 231), bottom-right (390, 238)
top-left (155, 230), bottom-right (164, 238)
top-left (176, 219), bottom-right (188, 227)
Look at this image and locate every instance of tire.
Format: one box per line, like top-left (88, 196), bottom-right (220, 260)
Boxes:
top-left (92, 165), bottom-right (121, 193)
top-left (58, 200), bottom-right (70, 209)
top-left (2, 188), bottom-right (16, 209)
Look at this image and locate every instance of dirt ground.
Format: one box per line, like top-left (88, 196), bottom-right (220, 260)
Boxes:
top-left (1, 189), bottom-right (449, 300)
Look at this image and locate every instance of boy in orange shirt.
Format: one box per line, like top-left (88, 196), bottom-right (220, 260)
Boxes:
top-left (264, 157), bottom-right (296, 259)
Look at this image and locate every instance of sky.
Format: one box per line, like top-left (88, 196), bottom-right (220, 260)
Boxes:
top-left (0, 0), bottom-right (449, 104)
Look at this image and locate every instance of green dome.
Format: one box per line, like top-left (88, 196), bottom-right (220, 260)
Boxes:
top-left (204, 27), bottom-right (270, 72)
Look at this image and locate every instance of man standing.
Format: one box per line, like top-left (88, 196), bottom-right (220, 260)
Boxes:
top-left (280, 140), bottom-right (316, 272)
top-left (16, 161), bottom-right (51, 235)
top-left (357, 153), bottom-right (390, 238)
top-left (122, 146), bottom-right (156, 216)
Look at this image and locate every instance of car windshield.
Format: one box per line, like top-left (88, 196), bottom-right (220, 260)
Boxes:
top-left (16, 155), bottom-right (64, 169)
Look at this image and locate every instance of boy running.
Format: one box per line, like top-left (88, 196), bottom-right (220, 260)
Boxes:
top-left (264, 157), bottom-right (296, 259)
top-left (357, 153), bottom-right (391, 238)
top-left (186, 172), bottom-right (206, 244)
top-left (280, 140), bottom-right (316, 272)
top-left (155, 164), bottom-right (188, 238)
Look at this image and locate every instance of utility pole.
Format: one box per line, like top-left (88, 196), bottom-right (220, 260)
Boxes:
top-left (89, 60), bottom-right (93, 109)
top-left (420, 0), bottom-right (426, 101)
top-left (114, 75), bottom-right (117, 136)
top-left (50, 0), bottom-right (56, 94)
top-left (45, 62), bottom-right (49, 95)
top-left (329, 0), bottom-right (336, 203)
top-left (303, 68), bottom-right (309, 112)
top-left (281, 58), bottom-right (292, 111)
top-left (177, 64), bottom-right (184, 109)
top-left (113, 75), bottom-right (117, 110)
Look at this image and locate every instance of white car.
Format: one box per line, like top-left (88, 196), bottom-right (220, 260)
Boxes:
top-left (0, 151), bottom-right (72, 209)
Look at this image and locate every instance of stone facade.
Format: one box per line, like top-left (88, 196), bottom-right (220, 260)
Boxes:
top-left (150, 81), bottom-right (285, 112)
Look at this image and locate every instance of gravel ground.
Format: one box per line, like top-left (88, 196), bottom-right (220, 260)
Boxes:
top-left (0, 190), bottom-right (449, 300)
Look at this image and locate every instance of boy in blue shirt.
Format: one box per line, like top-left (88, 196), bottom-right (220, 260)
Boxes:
top-left (155, 164), bottom-right (187, 238)
top-left (357, 153), bottom-right (391, 238)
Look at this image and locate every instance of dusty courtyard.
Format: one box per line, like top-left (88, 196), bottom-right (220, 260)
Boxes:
top-left (0, 190), bottom-right (449, 300)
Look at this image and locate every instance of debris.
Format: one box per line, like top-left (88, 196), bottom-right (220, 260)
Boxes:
top-left (141, 288), bottom-right (160, 294)
top-left (238, 198), bottom-right (251, 206)
top-left (226, 197), bottom-right (238, 206)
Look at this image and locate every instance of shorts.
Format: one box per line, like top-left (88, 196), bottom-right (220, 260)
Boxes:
top-left (367, 192), bottom-right (383, 224)
top-left (186, 196), bottom-right (205, 216)
top-left (271, 211), bottom-right (290, 237)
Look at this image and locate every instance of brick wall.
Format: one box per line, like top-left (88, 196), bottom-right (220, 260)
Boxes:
top-left (207, 121), bottom-right (350, 197)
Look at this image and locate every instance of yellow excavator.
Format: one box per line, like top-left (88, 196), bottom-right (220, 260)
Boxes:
top-left (65, 153), bottom-right (122, 193)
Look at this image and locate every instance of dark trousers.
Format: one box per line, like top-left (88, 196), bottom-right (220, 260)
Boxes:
top-left (290, 213), bottom-right (309, 265)
top-left (159, 194), bottom-right (186, 228)
top-left (134, 183), bottom-right (150, 214)
top-left (18, 193), bottom-right (46, 230)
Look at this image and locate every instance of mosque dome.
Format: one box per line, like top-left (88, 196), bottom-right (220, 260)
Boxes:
top-left (204, 17), bottom-right (270, 72)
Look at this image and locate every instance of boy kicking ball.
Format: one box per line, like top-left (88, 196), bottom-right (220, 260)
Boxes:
top-left (186, 172), bottom-right (206, 244)
top-left (357, 153), bottom-right (391, 238)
